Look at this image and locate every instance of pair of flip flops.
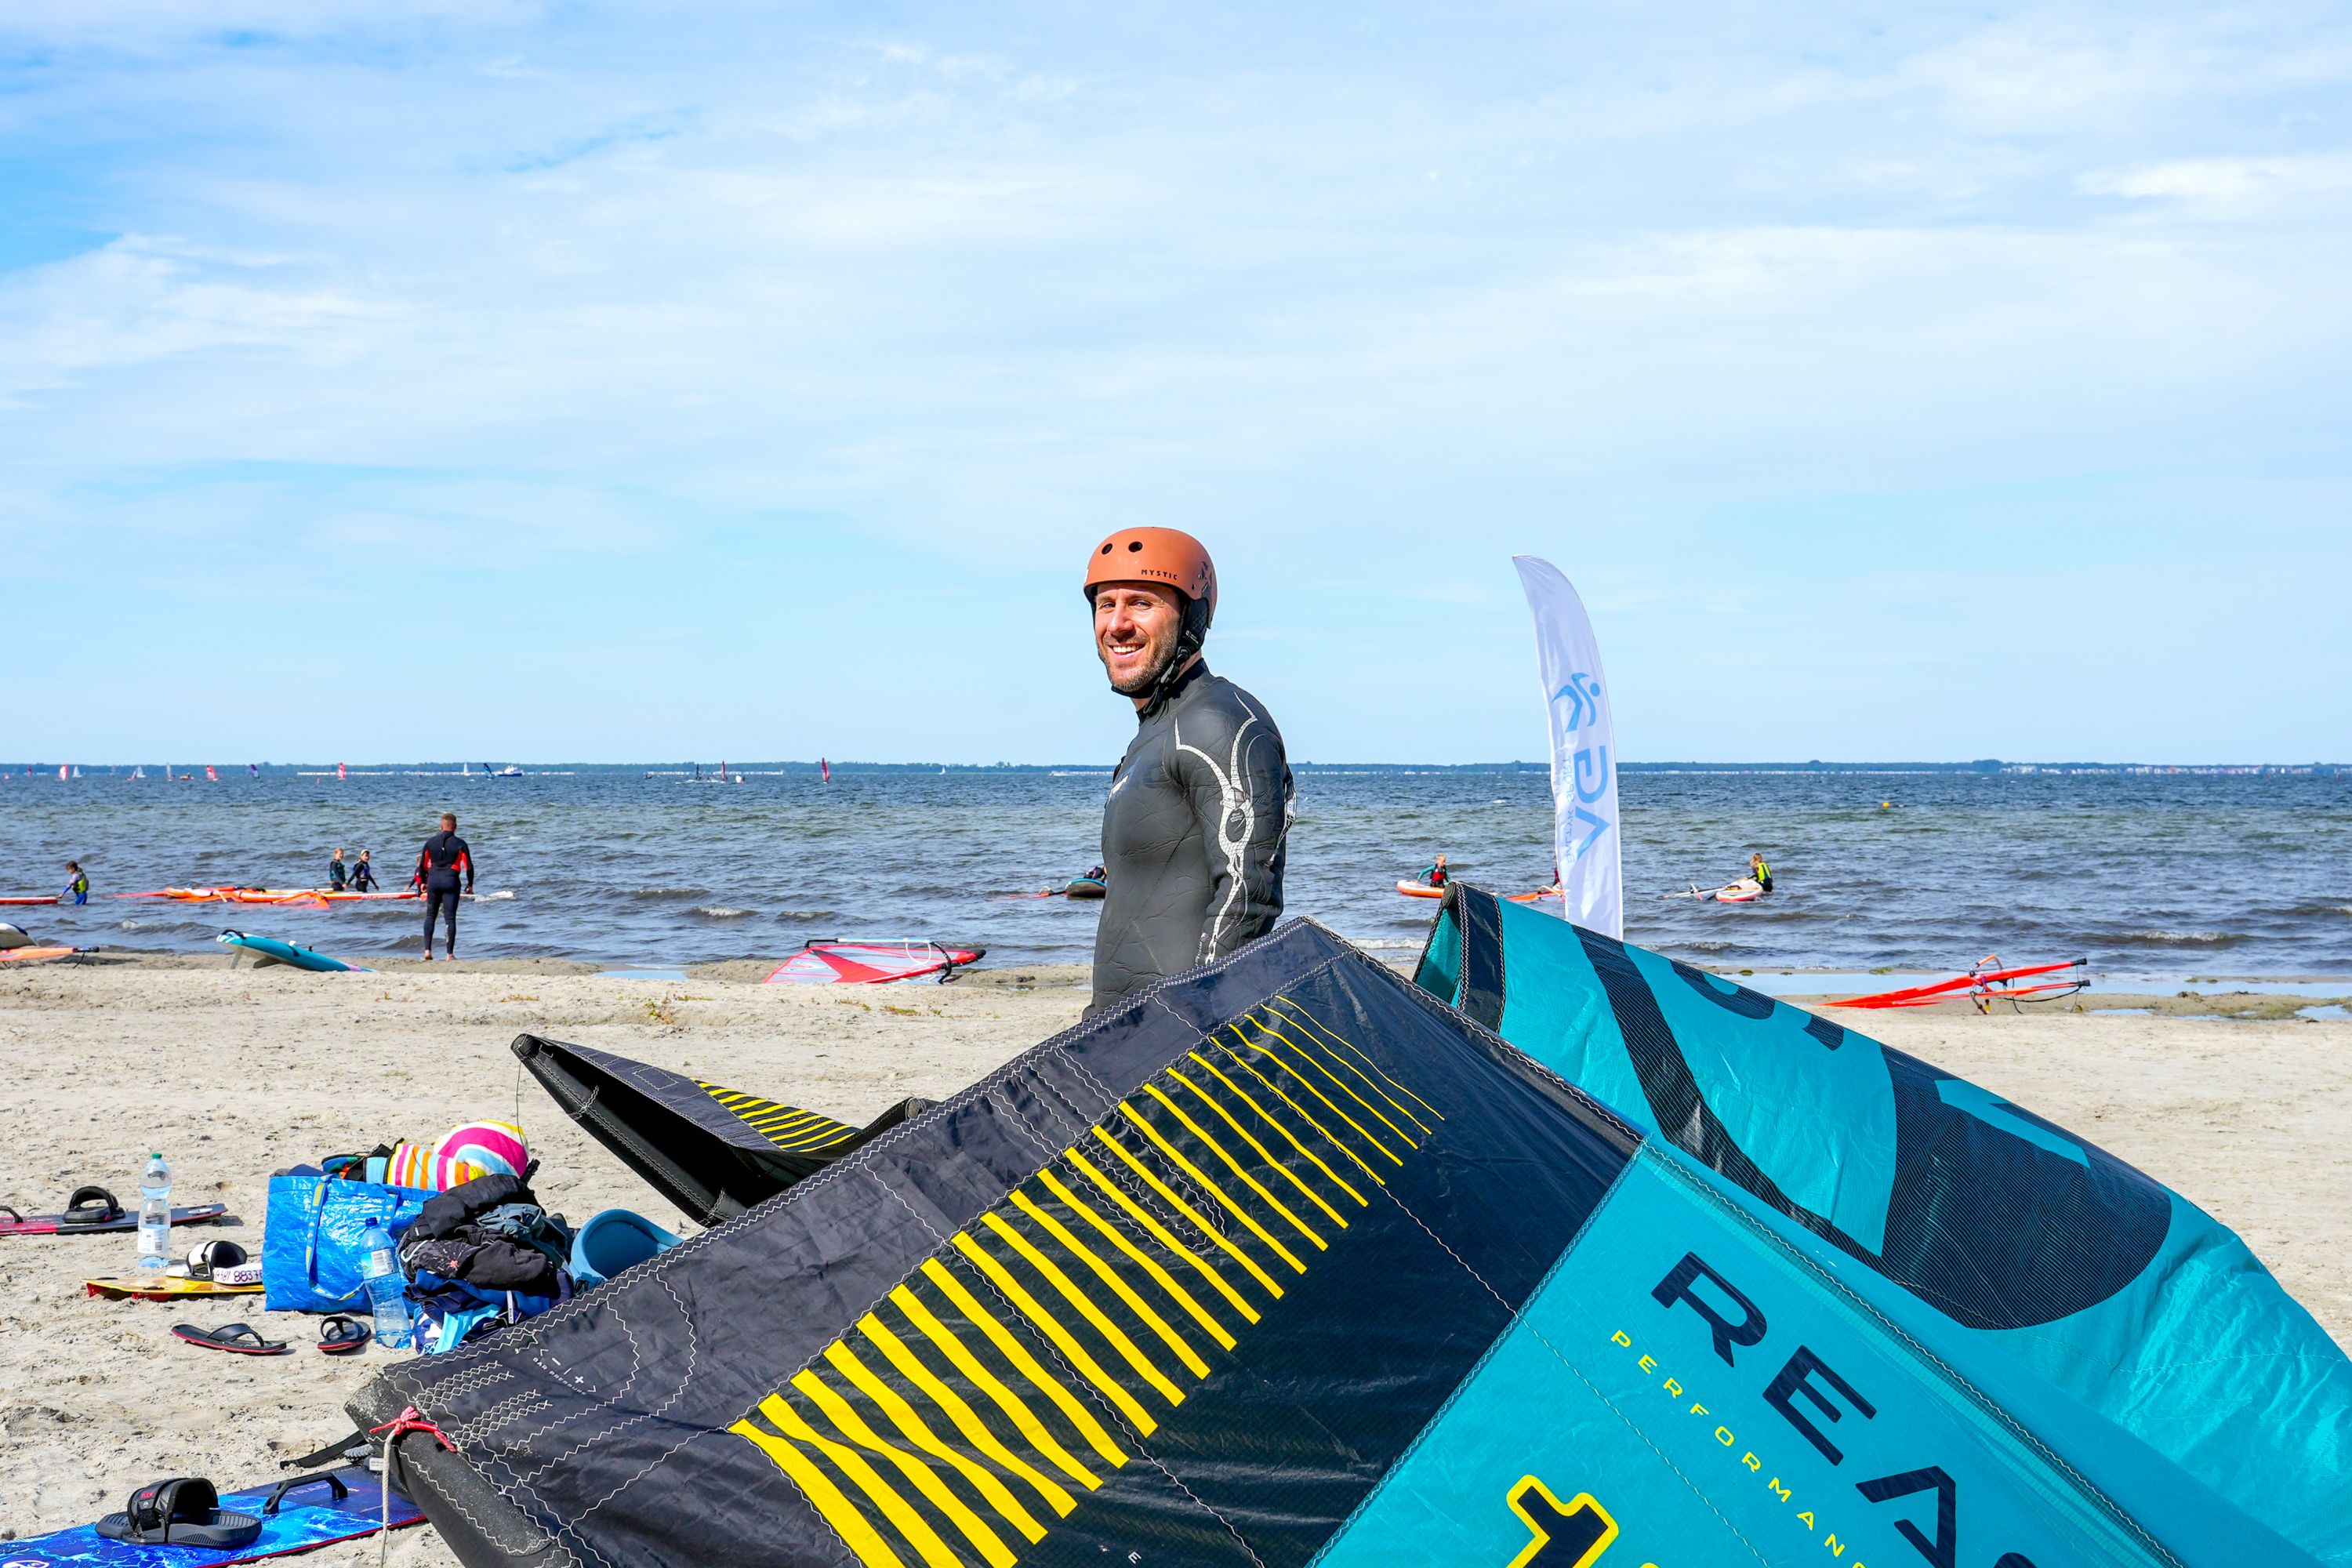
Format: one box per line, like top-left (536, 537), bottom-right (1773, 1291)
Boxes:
top-left (172, 1316), bottom-right (371, 1356)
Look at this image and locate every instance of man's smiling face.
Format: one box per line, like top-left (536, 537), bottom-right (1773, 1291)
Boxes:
top-left (1093, 582), bottom-right (1186, 699)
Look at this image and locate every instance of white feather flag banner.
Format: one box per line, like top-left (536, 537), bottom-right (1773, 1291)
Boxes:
top-left (1512, 555), bottom-right (1622, 938)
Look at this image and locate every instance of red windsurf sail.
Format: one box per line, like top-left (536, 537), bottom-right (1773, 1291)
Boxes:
top-left (763, 940), bottom-right (984, 985)
top-left (1833, 955), bottom-right (2089, 1011)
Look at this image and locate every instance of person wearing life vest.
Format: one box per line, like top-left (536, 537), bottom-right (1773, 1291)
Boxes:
top-left (1085, 528), bottom-right (1294, 1014)
top-left (415, 814), bottom-right (475, 959)
top-left (1421, 853), bottom-right (1449, 887)
top-left (1750, 851), bottom-right (1773, 895)
top-left (61, 862), bottom-right (89, 905)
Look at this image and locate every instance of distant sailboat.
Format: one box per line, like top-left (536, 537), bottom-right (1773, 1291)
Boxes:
top-left (132, 765), bottom-right (145, 780)
top-left (820, 757), bottom-right (830, 783)
top-left (57, 764), bottom-right (68, 781)
top-left (205, 764), bottom-right (218, 782)
top-left (337, 761), bottom-right (347, 782)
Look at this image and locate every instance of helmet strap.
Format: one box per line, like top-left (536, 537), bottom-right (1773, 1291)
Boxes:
top-left (1139, 597), bottom-right (1212, 720)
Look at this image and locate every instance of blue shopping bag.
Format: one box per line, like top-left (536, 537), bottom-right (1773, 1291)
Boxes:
top-left (263, 1167), bottom-right (434, 1312)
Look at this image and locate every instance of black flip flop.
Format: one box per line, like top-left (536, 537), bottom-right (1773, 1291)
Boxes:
top-left (172, 1322), bottom-right (289, 1356)
top-left (318, 1315), bottom-right (372, 1356)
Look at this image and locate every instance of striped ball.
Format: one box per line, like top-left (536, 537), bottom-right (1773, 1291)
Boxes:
top-left (432, 1120), bottom-right (529, 1189)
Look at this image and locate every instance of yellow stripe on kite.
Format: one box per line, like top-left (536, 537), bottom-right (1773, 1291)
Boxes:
top-left (730, 1410), bottom-right (909, 1568)
top-left (953, 1232), bottom-right (1160, 1432)
top-left (856, 1310), bottom-right (1080, 1518)
top-left (791, 1367), bottom-right (1020, 1568)
top-left (1087, 1129), bottom-right (1283, 1298)
top-left (917, 1260), bottom-right (1131, 1467)
top-left (1009, 1189), bottom-right (1212, 1377)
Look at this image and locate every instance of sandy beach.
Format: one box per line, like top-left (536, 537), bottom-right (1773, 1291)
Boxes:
top-left (2, 949), bottom-right (2346, 1563)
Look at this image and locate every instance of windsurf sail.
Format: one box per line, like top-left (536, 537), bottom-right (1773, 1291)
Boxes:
top-left (337, 761), bottom-right (347, 780)
top-left (819, 756), bottom-right (830, 783)
top-left (1834, 955), bottom-right (2089, 1011)
top-left (763, 938), bottom-right (984, 985)
top-left (1515, 555), bottom-right (1622, 938)
top-left (205, 764), bottom-right (218, 782)
top-left (354, 916), bottom-right (2339, 1568)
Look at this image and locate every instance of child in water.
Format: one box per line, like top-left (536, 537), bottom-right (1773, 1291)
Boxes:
top-left (350, 850), bottom-right (379, 893)
top-left (328, 848), bottom-right (348, 891)
top-left (61, 861), bottom-right (89, 904)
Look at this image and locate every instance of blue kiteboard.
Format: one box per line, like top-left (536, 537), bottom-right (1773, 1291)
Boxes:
top-left (0, 1468), bottom-right (422, 1567)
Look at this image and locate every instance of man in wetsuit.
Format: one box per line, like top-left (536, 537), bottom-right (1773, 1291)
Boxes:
top-left (1085, 528), bottom-right (1292, 1014)
top-left (415, 813), bottom-right (474, 959)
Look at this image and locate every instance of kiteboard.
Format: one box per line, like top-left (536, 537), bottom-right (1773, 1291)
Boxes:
top-left (1711, 877), bottom-right (1764, 903)
top-left (1396, 880), bottom-right (1447, 899)
top-left (216, 932), bottom-right (368, 973)
top-left (0, 1467), bottom-right (422, 1567)
top-left (763, 940), bottom-right (985, 985)
top-left (84, 1276), bottom-right (263, 1301)
top-left (0, 1203), bottom-right (229, 1238)
top-left (1063, 877), bottom-right (1106, 900)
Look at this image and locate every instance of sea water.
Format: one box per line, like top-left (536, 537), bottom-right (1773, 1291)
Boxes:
top-left (2, 765), bottom-right (2346, 978)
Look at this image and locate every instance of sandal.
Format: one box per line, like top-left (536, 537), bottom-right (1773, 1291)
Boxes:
top-left (318, 1315), bottom-right (372, 1356)
top-left (172, 1322), bottom-right (290, 1356)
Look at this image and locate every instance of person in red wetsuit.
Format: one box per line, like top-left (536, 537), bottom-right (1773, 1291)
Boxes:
top-left (414, 813), bottom-right (474, 960)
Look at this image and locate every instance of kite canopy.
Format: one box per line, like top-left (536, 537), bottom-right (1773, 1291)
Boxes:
top-left (361, 918), bottom-right (2335, 1568)
top-left (513, 1034), bottom-right (931, 1226)
top-left (1417, 884), bottom-right (2351, 1565)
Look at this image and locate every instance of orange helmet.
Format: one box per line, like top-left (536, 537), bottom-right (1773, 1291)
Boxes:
top-left (1082, 528), bottom-right (1217, 626)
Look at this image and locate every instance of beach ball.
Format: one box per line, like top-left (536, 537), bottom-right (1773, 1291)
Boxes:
top-left (432, 1120), bottom-right (529, 1188)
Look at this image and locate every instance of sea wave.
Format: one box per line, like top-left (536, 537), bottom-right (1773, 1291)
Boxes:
top-left (694, 906), bottom-right (754, 920)
top-left (2120, 930), bottom-right (2245, 946)
top-left (626, 887), bottom-right (708, 902)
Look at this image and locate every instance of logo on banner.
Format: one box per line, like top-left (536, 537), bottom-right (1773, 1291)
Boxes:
top-left (1550, 672), bottom-right (1605, 731)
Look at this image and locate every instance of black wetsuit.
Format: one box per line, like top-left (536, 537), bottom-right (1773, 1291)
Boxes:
top-left (416, 832), bottom-right (474, 956)
top-left (351, 862), bottom-right (378, 893)
top-left (328, 859), bottom-right (347, 892)
top-left (1091, 660), bottom-right (1292, 1013)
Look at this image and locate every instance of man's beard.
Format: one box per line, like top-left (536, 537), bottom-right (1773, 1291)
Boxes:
top-left (1103, 629), bottom-right (1181, 697)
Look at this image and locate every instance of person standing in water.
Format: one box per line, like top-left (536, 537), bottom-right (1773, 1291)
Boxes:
top-left (1421, 852), bottom-right (1449, 887)
top-left (350, 849), bottom-right (379, 893)
top-left (1085, 528), bottom-right (1292, 1014)
top-left (327, 848), bottom-right (348, 892)
top-left (415, 814), bottom-right (474, 960)
top-left (61, 861), bottom-right (89, 905)
top-left (1749, 851), bottom-right (1773, 894)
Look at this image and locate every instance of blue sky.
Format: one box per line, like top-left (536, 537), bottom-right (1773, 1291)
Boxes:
top-left (3, 2), bottom-right (2347, 764)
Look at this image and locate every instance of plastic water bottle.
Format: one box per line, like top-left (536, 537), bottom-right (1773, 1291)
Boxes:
top-left (136, 1152), bottom-right (172, 1272)
top-left (359, 1216), bottom-right (414, 1350)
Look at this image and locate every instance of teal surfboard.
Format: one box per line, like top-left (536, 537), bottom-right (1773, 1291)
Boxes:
top-left (216, 931), bottom-right (368, 973)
